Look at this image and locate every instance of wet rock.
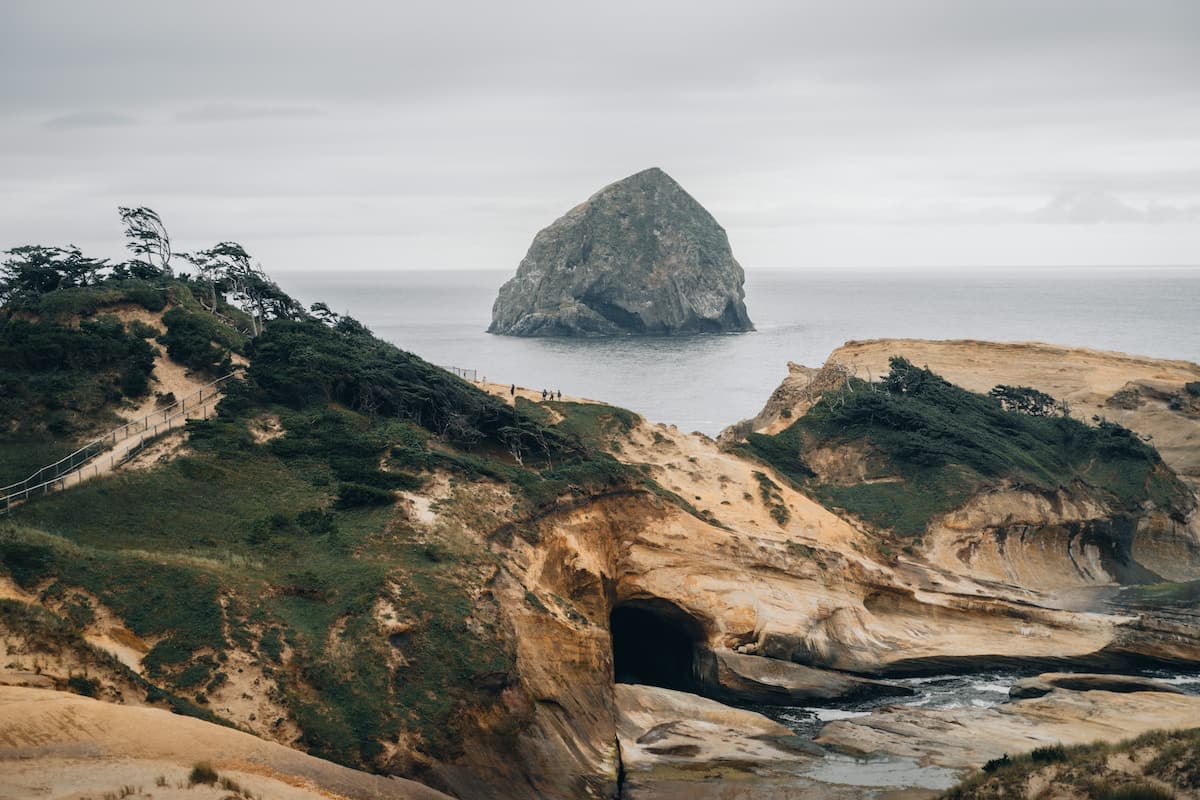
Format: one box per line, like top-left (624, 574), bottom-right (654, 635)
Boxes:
top-left (815, 686), bottom-right (1200, 771)
top-left (615, 683), bottom-right (819, 795)
top-left (1009, 671), bottom-right (1186, 699)
top-left (696, 647), bottom-right (914, 704)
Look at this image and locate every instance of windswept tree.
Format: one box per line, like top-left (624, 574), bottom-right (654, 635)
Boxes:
top-left (192, 241), bottom-right (261, 334)
top-left (182, 241), bottom-right (303, 335)
top-left (310, 302), bottom-right (340, 326)
top-left (0, 245), bottom-right (108, 300)
top-left (989, 384), bottom-right (1058, 417)
top-left (177, 247), bottom-right (227, 313)
top-left (118, 206), bottom-right (172, 278)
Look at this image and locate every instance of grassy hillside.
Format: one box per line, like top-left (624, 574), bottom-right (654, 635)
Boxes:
top-left (740, 357), bottom-right (1193, 537)
top-left (943, 729), bottom-right (1200, 800)
top-left (0, 282), bottom-right (644, 775)
top-left (0, 276), bottom-right (250, 485)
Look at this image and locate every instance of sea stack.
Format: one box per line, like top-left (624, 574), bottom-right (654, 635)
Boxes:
top-left (488, 167), bottom-right (754, 337)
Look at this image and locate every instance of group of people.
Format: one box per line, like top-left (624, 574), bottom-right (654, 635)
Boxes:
top-left (507, 383), bottom-right (562, 401)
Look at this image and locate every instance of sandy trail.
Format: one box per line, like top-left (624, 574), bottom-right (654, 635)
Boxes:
top-left (476, 379), bottom-right (597, 407)
top-left (7, 391), bottom-right (222, 503)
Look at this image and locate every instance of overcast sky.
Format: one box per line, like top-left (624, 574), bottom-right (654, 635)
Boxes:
top-left (2, 0), bottom-right (1199, 272)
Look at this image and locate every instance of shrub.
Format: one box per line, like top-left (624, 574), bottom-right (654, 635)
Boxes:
top-left (982, 753), bottom-right (1011, 773)
top-left (742, 430), bottom-right (814, 483)
top-left (246, 318), bottom-right (584, 459)
top-left (122, 284), bottom-right (167, 312)
top-left (335, 482), bottom-right (395, 509)
top-left (1088, 782), bottom-right (1175, 800)
top-left (1030, 743), bottom-right (1068, 763)
top-left (158, 307), bottom-right (234, 375)
top-left (0, 314), bottom-right (157, 432)
top-left (188, 762), bottom-right (218, 786)
top-left (67, 674), bottom-right (100, 697)
top-left (259, 628), bottom-right (284, 663)
top-left (0, 539), bottom-right (55, 588)
top-left (127, 319), bottom-right (160, 338)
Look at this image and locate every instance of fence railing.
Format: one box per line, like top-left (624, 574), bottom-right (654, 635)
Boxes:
top-left (1, 372), bottom-right (238, 514)
top-left (439, 365), bottom-right (477, 381)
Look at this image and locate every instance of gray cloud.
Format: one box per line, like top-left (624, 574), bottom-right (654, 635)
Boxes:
top-left (43, 110), bottom-right (138, 129)
top-left (1032, 192), bottom-right (1200, 224)
top-left (174, 104), bottom-right (326, 124)
top-left (2, 0), bottom-right (1199, 270)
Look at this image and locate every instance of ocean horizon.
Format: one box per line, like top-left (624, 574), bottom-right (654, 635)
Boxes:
top-left (281, 266), bottom-right (1200, 435)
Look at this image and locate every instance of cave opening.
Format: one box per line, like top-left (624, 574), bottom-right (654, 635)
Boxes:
top-left (610, 600), bottom-right (703, 691)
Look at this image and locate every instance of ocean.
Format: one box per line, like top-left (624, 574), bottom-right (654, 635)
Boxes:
top-left (281, 267), bottom-right (1200, 436)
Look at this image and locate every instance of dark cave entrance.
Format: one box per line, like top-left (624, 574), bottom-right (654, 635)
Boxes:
top-left (610, 599), bottom-right (703, 691)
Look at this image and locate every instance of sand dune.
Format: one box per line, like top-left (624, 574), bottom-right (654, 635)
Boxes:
top-left (0, 686), bottom-right (450, 800)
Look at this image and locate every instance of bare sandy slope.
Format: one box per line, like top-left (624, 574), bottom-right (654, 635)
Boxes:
top-left (0, 686), bottom-right (451, 800)
top-left (592, 417), bottom-right (1124, 671)
top-left (832, 339), bottom-right (1200, 409)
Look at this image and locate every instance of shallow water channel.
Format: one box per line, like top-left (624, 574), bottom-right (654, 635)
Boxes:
top-left (750, 668), bottom-right (1200, 791)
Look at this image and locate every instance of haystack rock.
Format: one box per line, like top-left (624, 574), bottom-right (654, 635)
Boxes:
top-left (488, 167), bottom-right (754, 336)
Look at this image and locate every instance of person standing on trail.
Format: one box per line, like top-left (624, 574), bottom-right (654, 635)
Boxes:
top-left (557, 389), bottom-right (562, 400)
top-left (541, 389), bottom-right (547, 400)
top-left (510, 384), bottom-right (515, 396)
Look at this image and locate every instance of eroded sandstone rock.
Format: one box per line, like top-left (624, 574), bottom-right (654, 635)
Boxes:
top-left (815, 684), bottom-right (1200, 771)
top-left (1009, 671), bottom-right (1186, 699)
top-left (696, 647), bottom-right (914, 704)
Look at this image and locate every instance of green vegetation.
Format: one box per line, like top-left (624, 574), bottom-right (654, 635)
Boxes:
top-left (741, 357), bottom-right (1192, 537)
top-left (188, 763), bottom-right (219, 786)
top-left (0, 314), bottom-right (157, 443)
top-left (0, 280), bottom-right (649, 773)
top-left (753, 470), bottom-right (790, 525)
top-left (0, 210), bottom-right (703, 776)
top-left (5, 280), bottom-right (168, 321)
top-left (741, 430), bottom-right (814, 485)
top-left (1029, 743), bottom-right (1069, 763)
top-left (157, 306), bottom-right (240, 375)
top-left (0, 528), bottom-right (226, 659)
top-left (0, 598), bottom-right (225, 724)
top-left (1118, 579), bottom-right (1200, 609)
top-left (0, 435), bottom-right (77, 490)
top-left (67, 674), bottom-right (101, 697)
top-left (945, 728), bottom-right (1200, 800)
top-left (543, 400), bottom-right (640, 450)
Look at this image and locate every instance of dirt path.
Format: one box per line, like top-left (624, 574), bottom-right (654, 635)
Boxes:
top-left (476, 379), bottom-right (596, 407)
top-left (9, 393), bottom-right (222, 506)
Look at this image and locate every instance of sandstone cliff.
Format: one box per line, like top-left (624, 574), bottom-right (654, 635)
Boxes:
top-left (488, 168), bottom-right (753, 336)
top-left (7, 336), bottom-right (1200, 800)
